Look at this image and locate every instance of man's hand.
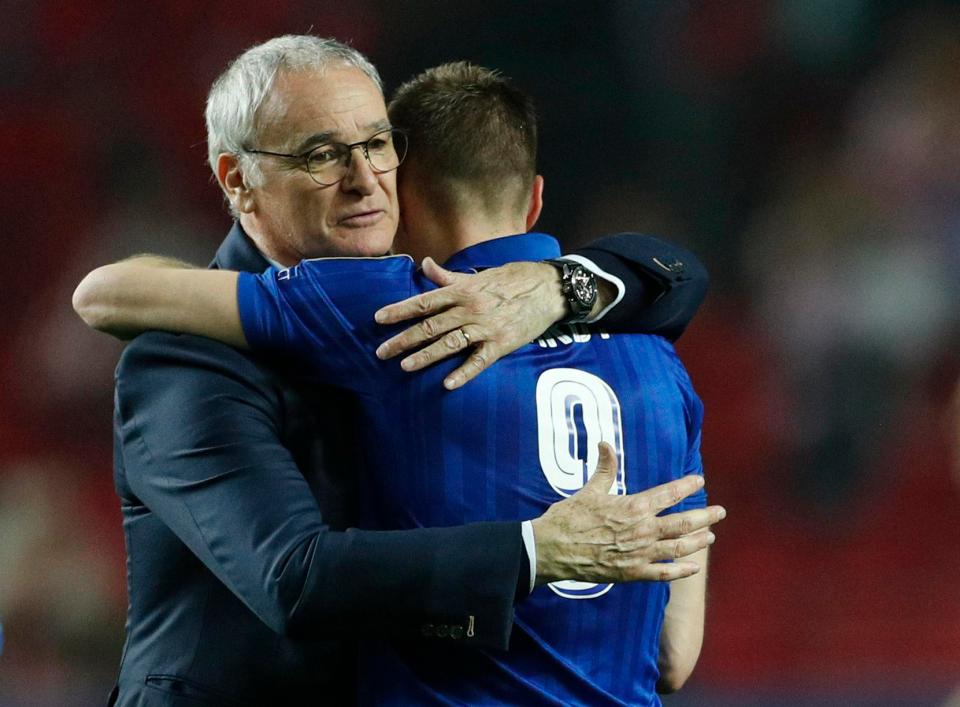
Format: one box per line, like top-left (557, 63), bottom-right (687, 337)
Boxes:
top-left (374, 258), bottom-right (615, 390)
top-left (532, 443), bottom-right (724, 585)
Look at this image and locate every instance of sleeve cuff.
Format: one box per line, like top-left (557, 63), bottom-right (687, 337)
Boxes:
top-left (236, 268), bottom-right (286, 353)
top-left (236, 270), bottom-right (268, 352)
top-left (521, 520), bottom-right (537, 594)
top-left (557, 254), bottom-right (626, 324)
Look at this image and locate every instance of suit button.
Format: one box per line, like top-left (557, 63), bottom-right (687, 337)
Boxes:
top-left (450, 625), bottom-right (464, 640)
top-left (421, 623), bottom-right (435, 637)
top-left (436, 624), bottom-right (449, 638)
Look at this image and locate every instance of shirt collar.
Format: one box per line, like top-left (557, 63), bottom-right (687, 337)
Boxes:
top-left (442, 232), bottom-right (561, 272)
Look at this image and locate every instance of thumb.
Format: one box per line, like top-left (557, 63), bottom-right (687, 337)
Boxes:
top-left (583, 442), bottom-right (618, 495)
top-left (422, 257), bottom-right (466, 287)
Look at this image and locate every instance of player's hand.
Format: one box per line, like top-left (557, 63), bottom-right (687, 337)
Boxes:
top-left (531, 443), bottom-right (725, 585)
top-left (374, 259), bottom-right (567, 390)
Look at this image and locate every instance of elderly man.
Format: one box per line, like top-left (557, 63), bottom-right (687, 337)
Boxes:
top-left (77, 36), bottom-right (714, 705)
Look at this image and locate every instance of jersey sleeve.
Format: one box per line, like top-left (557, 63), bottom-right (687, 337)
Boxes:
top-left (236, 257), bottom-right (417, 392)
top-left (674, 370), bottom-right (707, 512)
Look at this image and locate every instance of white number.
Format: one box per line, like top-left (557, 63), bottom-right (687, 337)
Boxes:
top-left (535, 368), bottom-right (625, 599)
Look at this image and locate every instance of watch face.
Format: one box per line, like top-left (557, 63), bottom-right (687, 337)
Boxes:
top-left (571, 267), bottom-right (598, 306)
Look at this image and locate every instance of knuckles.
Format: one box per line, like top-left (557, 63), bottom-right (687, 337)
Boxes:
top-left (468, 352), bottom-right (487, 372)
top-left (442, 332), bottom-right (462, 350)
top-left (414, 297), bottom-right (435, 316)
top-left (418, 317), bottom-right (439, 338)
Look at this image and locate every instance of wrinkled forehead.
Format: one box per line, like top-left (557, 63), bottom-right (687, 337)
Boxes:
top-left (256, 66), bottom-right (388, 150)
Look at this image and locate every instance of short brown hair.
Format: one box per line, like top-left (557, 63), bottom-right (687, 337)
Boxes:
top-left (388, 61), bottom-right (537, 216)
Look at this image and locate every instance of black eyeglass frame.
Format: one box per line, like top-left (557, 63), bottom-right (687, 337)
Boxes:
top-left (243, 127), bottom-right (408, 186)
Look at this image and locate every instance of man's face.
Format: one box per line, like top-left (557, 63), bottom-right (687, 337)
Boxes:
top-left (242, 67), bottom-right (399, 263)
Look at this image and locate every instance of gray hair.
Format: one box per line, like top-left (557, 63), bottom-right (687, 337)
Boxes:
top-left (205, 35), bottom-right (382, 196)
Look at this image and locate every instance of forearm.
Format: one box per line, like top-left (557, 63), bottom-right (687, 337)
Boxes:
top-left (288, 522), bottom-right (523, 646)
top-left (73, 256), bottom-right (245, 347)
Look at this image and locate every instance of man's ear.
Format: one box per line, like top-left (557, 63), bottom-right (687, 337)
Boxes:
top-left (525, 175), bottom-right (544, 231)
top-left (216, 153), bottom-right (256, 214)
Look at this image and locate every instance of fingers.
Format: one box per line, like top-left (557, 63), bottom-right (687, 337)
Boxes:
top-left (374, 260), bottom-right (471, 328)
top-left (633, 561), bottom-right (702, 582)
top-left (421, 257), bottom-right (459, 287)
top-left (635, 474), bottom-right (705, 514)
top-left (376, 308), bottom-right (469, 360)
top-left (652, 528), bottom-right (715, 562)
top-left (613, 532), bottom-right (714, 582)
top-left (374, 289), bottom-right (459, 327)
top-left (656, 505), bottom-right (726, 538)
top-left (443, 343), bottom-right (501, 390)
top-left (394, 325), bottom-right (476, 373)
top-left (596, 441), bottom-right (616, 472)
top-left (579, 442), bottom-right (618, 494)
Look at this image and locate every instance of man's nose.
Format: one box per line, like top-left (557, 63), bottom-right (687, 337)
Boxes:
top-left (340, 145), bottom-right (378, 195)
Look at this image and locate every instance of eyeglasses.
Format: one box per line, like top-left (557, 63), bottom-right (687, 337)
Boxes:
top-left (244, 128), bottom-right (408, 186)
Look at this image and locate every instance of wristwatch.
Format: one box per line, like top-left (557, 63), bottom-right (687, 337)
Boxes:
top-left (544, 259), bottom-right (598, 323)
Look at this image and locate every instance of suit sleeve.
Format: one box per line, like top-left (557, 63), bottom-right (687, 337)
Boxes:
top-left (115, 332), bottom-right (522, 649)
top-left (570, 233), bottom-right (709, 340)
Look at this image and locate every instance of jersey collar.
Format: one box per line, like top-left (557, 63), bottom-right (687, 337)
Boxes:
top-left (442, 232), bottom-right (561, 272)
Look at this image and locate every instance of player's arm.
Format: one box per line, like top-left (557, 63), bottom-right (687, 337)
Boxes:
top-left (655, 367), bottom-right (711, 692)
top-left (656, 547), bottom-right (709, 693)
top-left (374, 234), bottom-right (708, 389)
top-left (73, 256), bottom-right (246, 347)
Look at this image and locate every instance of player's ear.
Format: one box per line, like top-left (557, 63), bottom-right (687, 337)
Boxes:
top-left (217, 153), bottom-right (256, 214)
top-left (525, 175), bottom-right (544, 231)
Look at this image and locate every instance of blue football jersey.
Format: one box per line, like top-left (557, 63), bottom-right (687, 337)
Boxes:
top-left (237, 232), bottom-right (706, 706)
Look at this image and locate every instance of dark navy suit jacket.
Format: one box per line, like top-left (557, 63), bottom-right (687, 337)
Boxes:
top-left (108, 224), bottom-right (706, 705)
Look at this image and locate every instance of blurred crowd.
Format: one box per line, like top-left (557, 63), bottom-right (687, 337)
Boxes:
top-left (2, 1), bottom-right (958, 704)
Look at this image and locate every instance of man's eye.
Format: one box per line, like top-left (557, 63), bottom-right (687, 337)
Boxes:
top-left (367, 138), bottom-right (390, 152)
top-left (307, 147), bottom-right (340, 165)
